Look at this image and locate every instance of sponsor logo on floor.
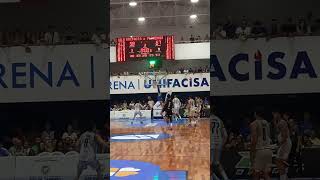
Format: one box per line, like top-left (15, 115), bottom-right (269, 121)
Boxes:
top-left (110, 160), bottom-right (187, 180)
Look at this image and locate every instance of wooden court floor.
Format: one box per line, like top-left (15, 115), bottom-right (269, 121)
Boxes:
top-left (110, 118), bottom-right (210, 180)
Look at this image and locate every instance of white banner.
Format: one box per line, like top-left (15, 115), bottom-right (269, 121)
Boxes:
top-left (211, 37), bottom-right (320, 96)
top-left (13, 153), bottom-right (109, 179)
top-left (0, 156), bottom-right (15, 180)
top-left (0, 44), bottom-right (108, 102)
top-left (110, 110), bottom-right (151, 120)
top-left (110, 73), bottom-right (210, 94)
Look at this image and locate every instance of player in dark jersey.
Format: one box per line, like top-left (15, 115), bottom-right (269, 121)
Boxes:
top-left (162, 94), bottom-right (174, 130)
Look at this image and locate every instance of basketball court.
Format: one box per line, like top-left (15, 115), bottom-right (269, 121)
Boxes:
top-left (110, 117), bottom-right (210, 180)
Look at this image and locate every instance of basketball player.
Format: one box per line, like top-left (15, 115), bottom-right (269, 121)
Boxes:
top-left (195, 97), bottom-right (203, 123)
top-left (211, 111), bottom-right (228, 180)
top-left (132, 101), bottom-right (144, 124)
top-left (162, 94), bottom-right (174, 130)
top-left (187, 96), bottom-right (196, 126)
top-left (275, 112), bottom-right (292, 180)
top-left (75, 122), bottom-right (108, 180)
top-left (250, 107), bottom-right (273, 180)
top-left (172, 95), bottom-right (182, 121)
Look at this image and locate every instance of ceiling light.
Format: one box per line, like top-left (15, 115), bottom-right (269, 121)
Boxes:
top-left (129, 1), bottom-right (137, 7)
top-left (190, 14), bottom-right (197, 19)
top-left (138, 17), bottom-right (146, 22)
top-left (191, 0), bottom-right (199, 3)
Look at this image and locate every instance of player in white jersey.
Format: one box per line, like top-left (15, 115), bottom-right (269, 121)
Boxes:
top-left (187, 97), bottom-right (196, 126)
top-left (75, 123), bottom-right (108, 180)
top-left (275, 112), bottom-right (292, 180)
top-left (195, 97), bottom-right (203, 120)
top-left (172, 95), bottom-right (181, 121)
top-left (211, 113), bottom-right (228, 180)
top-left (250, 107), bottom-right (273, 180)
top-left (132, 101), bottom-right (144, 124)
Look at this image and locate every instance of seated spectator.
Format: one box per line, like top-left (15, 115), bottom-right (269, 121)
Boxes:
top-left (63, 26), bottom-right (76, 44)
top-left (56, 140), bottom-right (64, 153)
top-left (23, 141), bottom-right (35, 156)
top-left (44, 25), bottom-right (60, 45)
top-left (32, 137), bottom-right (41, 155)
top-left (44, 137), bottom-right (55, 153)
top-left (62, 124), bottom-right (78, 142)
top-left (236, 19), bottom-right (251, 41)
top-left (79, 32), bottom-right (91, 43)
top-left (39, 142), bottom-right (45, 154)
top-left (281, 18), bottom-right (296, 37)
top-left (213, 23), bottom-right (226, 40)
top-left (0, 139), bottom-right (10, 156)
top-left (92, 27), bottom-right (105, 45)
top-left (251, 20), bottom-right (267, 39)
top-left (189, 34), bottom-right (195, 43)
top-left (223, 16), bottom-right (237, 39)
top-left (24, 32), bottom-right (34, 45)
top-left (268, 18), bottom-right (281, 39)
top-left (9, 138), bottom-right (25, 156)
top-left (296, 18), bottom-right (311, 36)
top-left (41, 121), bottom-right (55, 141)
top-left (302, 112), bottom-right (314, 134)
top-left (204, 34), bottom-right (210, 41)
top-left (239, 117), bottom-right (251, 141)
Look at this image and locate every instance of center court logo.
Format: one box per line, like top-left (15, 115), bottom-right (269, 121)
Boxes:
top-left (110, 167), bottom-right (141, 177)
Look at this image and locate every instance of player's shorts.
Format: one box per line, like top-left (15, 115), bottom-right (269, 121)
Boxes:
top-left (210, 143), bottom-right (223, 164)
top-left (277, 140), bottom-right (292, 160)
top-left (165, 111), bottom-right (172, 118)
top-left (134, 111), bottom-right (142, 117)
top-left (78, 160), bottom-right (100, 172)
top-left (253, 149), bottom-right (273, 172)
top-left (173, 107), bottom-right (180, 114)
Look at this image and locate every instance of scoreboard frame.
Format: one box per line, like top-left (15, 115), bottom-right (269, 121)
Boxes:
top-left (116, 35), bottom-right (175, 62)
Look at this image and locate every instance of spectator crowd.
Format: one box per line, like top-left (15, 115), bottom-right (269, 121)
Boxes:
top-left (212, 13), bottom-right (320, 40)
top-left (111, 66), bottom-right (209, 76)
top-left (0, 26), bottom-right (107, 47)
top-left (0, 121), bottom-right (109, 157)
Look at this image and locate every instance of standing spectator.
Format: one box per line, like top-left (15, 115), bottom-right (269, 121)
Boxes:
top-left (281, 18), bottom-right (296, 37)
top-left (236, 19), bottom-right (251, 40)
top-left (213, 23), bottom-right (226, 40)
top-left (223, 16), bottom-right (237, 39)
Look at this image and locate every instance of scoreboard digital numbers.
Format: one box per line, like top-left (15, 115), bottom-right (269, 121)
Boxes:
top-left (116, 35), bottom-right (175, 62)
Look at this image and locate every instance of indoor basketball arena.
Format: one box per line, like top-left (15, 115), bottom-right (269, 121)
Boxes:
top-left (110, 0), bottom-right (210, 179)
